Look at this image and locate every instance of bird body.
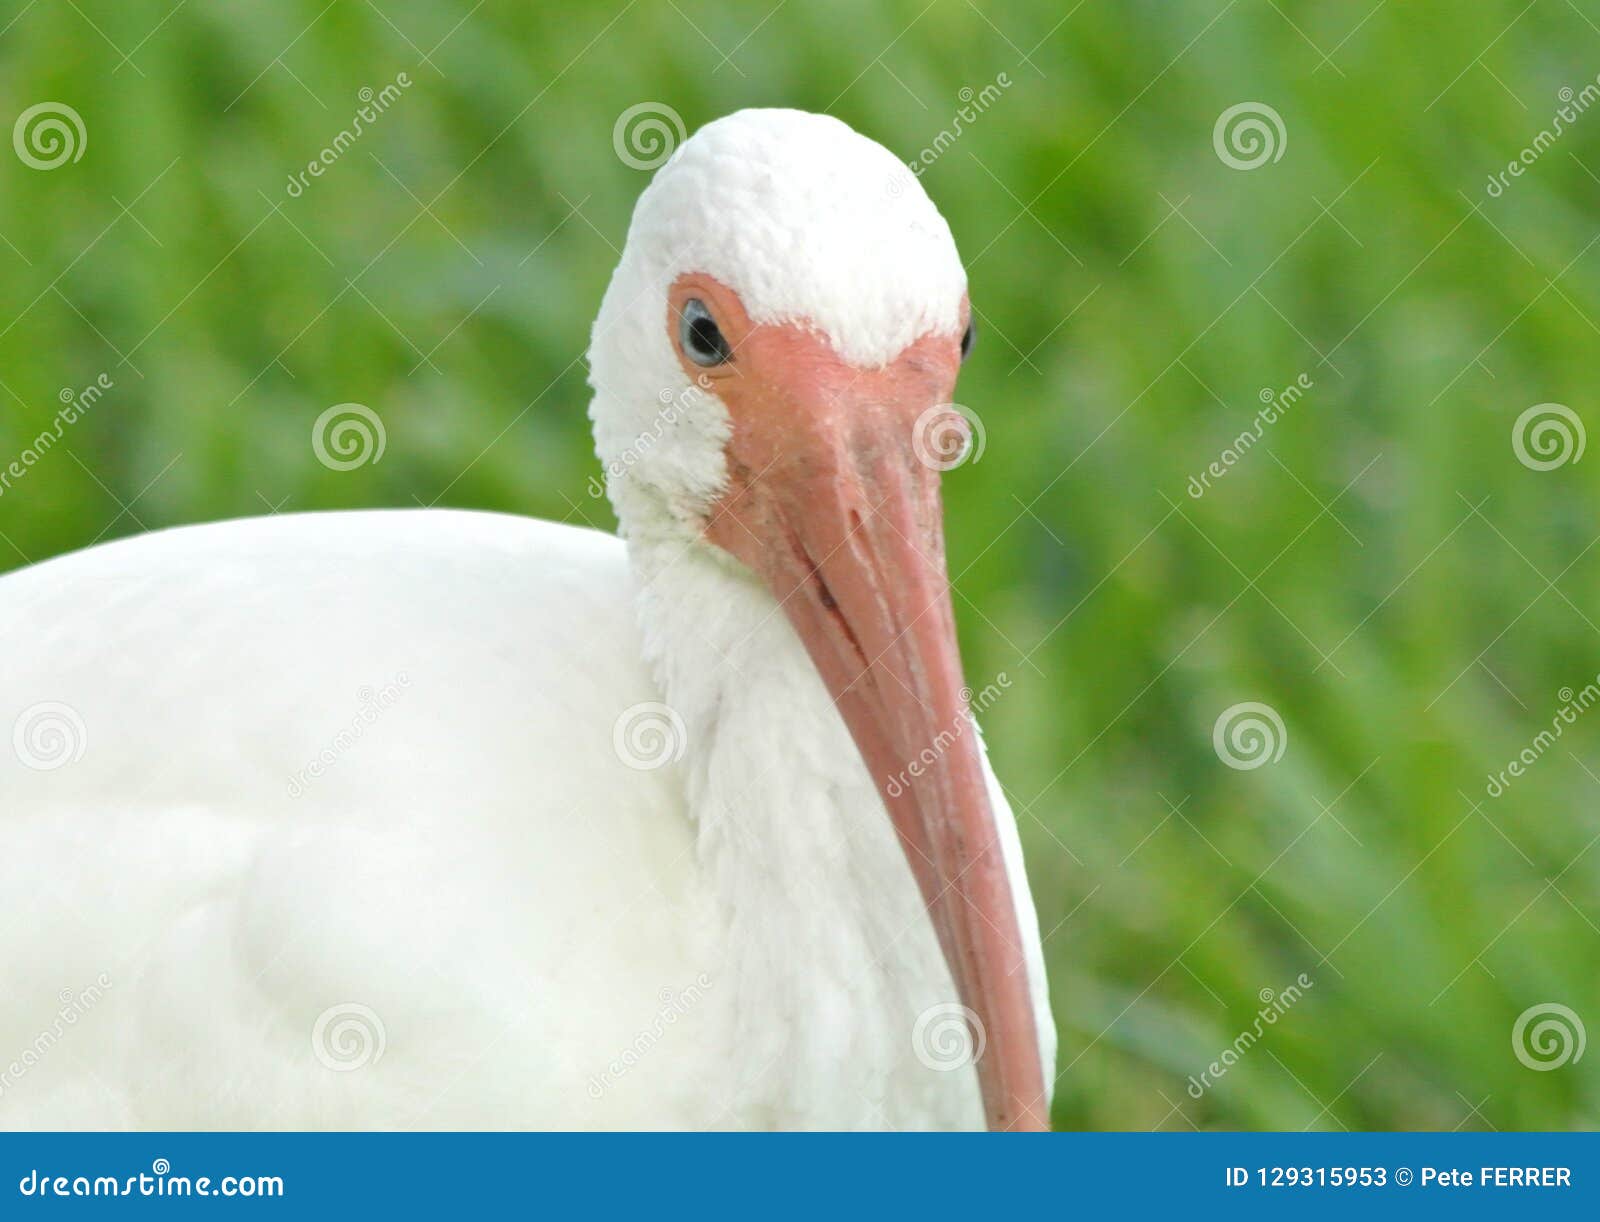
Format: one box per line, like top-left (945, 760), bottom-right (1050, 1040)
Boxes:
top-left (0, 510), bottom-right (1046, 1128)
top-left (0, 108), bottom-right (1055, 1130)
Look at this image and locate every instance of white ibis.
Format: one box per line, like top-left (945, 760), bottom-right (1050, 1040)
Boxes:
top-left (0, 108), bottom-right (1054, 1130)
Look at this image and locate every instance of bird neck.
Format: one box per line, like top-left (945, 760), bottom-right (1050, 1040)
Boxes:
top-left (622, 522), bottom-right (874, 844)
top-left (621, 521), bottom-right (967, 1124)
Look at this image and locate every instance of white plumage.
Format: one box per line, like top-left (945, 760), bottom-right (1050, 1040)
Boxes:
top-left (0, 109), bottom-right (1054, 1130)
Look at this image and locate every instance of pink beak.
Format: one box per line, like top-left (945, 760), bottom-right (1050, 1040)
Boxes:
top-left (704, 325), bottom-right (1049, 1131)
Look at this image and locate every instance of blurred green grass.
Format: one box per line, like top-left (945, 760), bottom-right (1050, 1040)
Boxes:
top-left (2, 0), bottom-right (1598, 1129)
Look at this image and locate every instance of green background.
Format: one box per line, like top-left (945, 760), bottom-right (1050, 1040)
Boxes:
top-left (2, 0), bottom-right (1597, 1130)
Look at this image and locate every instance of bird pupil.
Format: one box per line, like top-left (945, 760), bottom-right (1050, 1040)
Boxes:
top-left (692, 317), bottom-right (723, 356)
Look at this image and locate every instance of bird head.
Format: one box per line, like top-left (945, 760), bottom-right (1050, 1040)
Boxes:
top-left (588, 108), bottom-right (1047, 1132)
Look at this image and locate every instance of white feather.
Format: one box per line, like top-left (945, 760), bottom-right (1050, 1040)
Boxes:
top-left (0, 109), bottom-right (1052, 1130)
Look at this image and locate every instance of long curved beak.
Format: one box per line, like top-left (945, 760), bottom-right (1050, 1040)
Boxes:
top-left (705, 343), bottom-right (1049, 1132)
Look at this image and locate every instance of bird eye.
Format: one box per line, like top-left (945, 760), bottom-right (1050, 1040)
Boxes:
top-left (959, 318), bottom-right (976, 363)
top-left (679, 298), bottom-right (732, 367)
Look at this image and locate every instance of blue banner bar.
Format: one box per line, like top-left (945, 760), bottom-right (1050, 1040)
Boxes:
top-left (0, 1133), bottom-right (1595, 1217)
